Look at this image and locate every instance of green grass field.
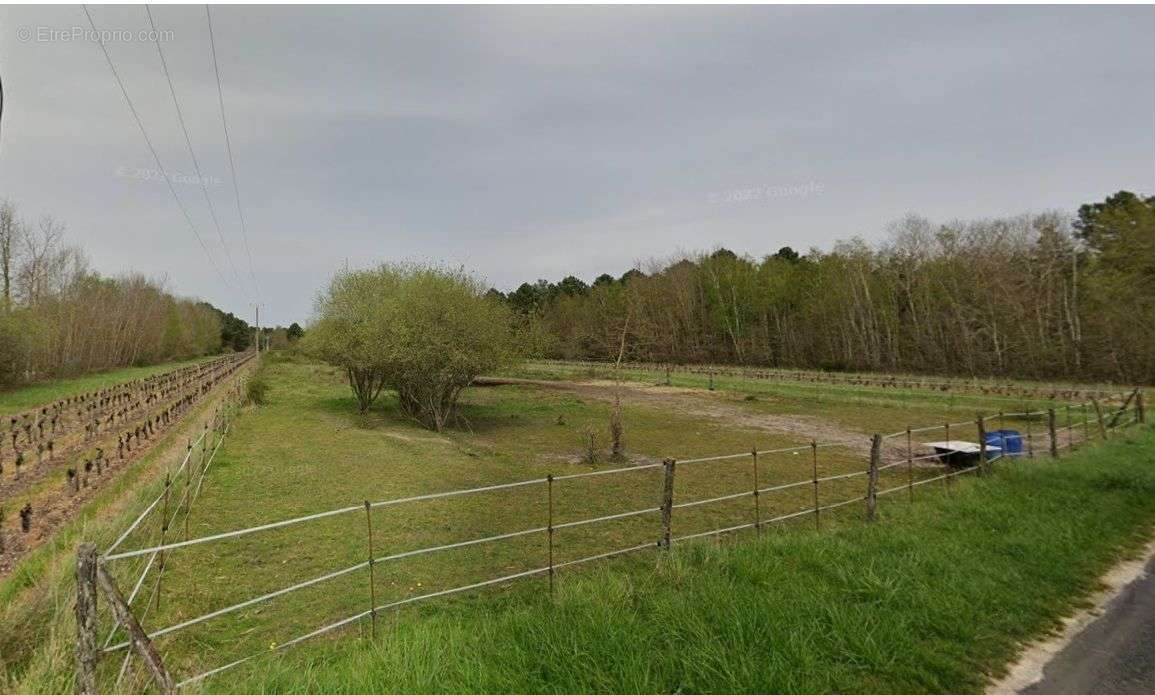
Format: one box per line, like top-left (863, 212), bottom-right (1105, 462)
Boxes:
top-left (4, 355), bottom-right (1147, 693)
top-left (79, 356), bottom-right (1139, 691)
top-left (220, 427), bottom-right (1155, 694)
top-left (0, 357), bottom-right (213, 416)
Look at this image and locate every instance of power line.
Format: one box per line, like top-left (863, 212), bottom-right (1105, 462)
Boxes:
top-left (82, 4), bottom-right (234, 292)
top-left (206, 4), bottom-right (260, 300)
top-left (144, 5), bottom-right (250, 300)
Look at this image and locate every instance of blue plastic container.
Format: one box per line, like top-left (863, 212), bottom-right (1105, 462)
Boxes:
top-left (984, 429), bottom-right (1023, 458)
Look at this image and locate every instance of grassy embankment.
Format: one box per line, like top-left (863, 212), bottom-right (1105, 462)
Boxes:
top-left (0, 358), bottom-right (252, 690)
top-left (37, 355), bottom-right (1133, 691)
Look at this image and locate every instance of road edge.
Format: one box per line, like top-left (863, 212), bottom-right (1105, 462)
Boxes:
top-left (988, 532), bottom-right (1155, 693)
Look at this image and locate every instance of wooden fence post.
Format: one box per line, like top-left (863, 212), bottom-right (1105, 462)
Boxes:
top-left (1065, 405), bottom-right (1072, 449)
top-left (156, 474), bottom-right (171, 612)
top-left (363, 501), bottom-right (377, 639)
top-left (811, 441), bottom-right (820, 529)
top-left (547, 474), bottom-right (555, 596)
top-left (1025, 415), bottom-right (1034, 459)
top-left (1092, 399), bottom-right (1108, 440)
top-left (867, 435), bottom-right (880, 522)
top-left (1047, 409), bottom-right (1058, 458)
top-left (943, 422), bottom-right (952, 489)
top-left (96, 564), bottom-right (175, 693)
top-left (750, 447), bottom-right (761, 536)
top-left (75, 543), bottom-right (99, 695)
top-left (660, 459), bottom-right (676, 549)
top-left (976, 414), bottom-right (988, 475)
top-left (906, 427), bottom-right (914, 502)
top-left (1108, 389), bottom-right (1139, 429)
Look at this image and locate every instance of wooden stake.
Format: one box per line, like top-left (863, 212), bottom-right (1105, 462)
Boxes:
top-left (751, 447), bottom-right (761, 536)
top-left (906, 427), bottom-right (914, 502)
top-left (75, 543), bottom-right (99, 695)
top-left (943, 422), bottom-right (951, 488)
top-left (363, 501), bottom-right (377, 639)
top-left (97, 563), bottom-right (175, 693)
top-left (1047, 408), bottom-right (1059, 458)
top-left (1026, 414), bottom-right (1035, 459)
top-left (1108, 389), bottom-right (1139, 429)
top-left (547, 474), bottom-right (555, 596)
top-left (811, 441), bottom-right (820, 530)
top-left (867, 435), bottom-right (880, 522)
top-left (1092, 399), bottom-right (1107, 440)
top-left (156, 474), bottom-right (171, 613)
top-left (976, 414), bottom-right (988, 475)
top-left (1066, 405), bottom-right (1072, 449)
top-left (660, 459), bottom-right (676, 549)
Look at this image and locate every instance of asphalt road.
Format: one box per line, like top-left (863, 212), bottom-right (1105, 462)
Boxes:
top-left (1024, 552), bottom-right (1155, 694)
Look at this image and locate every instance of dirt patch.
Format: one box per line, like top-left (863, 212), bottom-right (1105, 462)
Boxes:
top-left (478, 376), bottom-right (886, 455)
top-left (381, 431), bottom-right (453, 445)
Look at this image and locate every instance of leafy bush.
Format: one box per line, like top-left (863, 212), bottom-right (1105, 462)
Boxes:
top-left (246, 376), bottom-right (270, 406)
top-left (304, 263), bottom-right (515, 430)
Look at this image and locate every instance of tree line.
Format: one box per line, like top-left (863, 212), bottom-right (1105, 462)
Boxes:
top-left (0, 200), bottom-right (250, 388)
top-left (494, 191), bottom-right (1155, 384)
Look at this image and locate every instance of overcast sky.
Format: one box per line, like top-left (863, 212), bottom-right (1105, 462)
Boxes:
top-left (1, 5), bottom-right (1153, 325)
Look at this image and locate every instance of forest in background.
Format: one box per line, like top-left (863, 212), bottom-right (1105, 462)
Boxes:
top-left (0, 200), bottom-right (253, 388)
top-left (497, 191), bottom-right (1155, 384)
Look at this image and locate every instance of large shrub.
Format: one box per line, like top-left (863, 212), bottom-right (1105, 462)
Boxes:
top-left (305, 264), bottom-right (514, 429)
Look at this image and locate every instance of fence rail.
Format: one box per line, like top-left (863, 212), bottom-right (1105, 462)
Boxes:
top-left (77, 388), bottom-right (1147, 693)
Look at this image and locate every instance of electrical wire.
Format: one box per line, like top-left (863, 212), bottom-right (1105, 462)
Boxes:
top-left (144, 5), bottom-right (250, 300)
top-left (205, 5), bottom-right (260, 299)
top-left (82, 5), bottom-right (234, 292)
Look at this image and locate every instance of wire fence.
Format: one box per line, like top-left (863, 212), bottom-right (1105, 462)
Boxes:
top-left (529, 358), bottom-right (1133, 404)
top-left (80, 390), bottom-right (1147, 692)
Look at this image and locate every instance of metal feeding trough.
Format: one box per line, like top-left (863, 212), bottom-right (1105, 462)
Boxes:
top-left (924, 430), bottom-right (1023, 467)
top-left (924, 441), bottom-right (999, 467)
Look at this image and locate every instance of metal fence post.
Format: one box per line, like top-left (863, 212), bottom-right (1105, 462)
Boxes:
top-left (75, 543), bottom-right (99, 695)
top-left (660, 459), bottom-right (676, 549)
top-left (867, 434), bottom-right (880, 522)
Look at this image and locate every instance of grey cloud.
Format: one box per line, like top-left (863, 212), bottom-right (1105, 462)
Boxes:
top-left (1, 5), bottom-right (1152, 324)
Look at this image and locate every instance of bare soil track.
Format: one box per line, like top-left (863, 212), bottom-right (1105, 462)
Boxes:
top-left (476, 376), bottom-right (887, 455)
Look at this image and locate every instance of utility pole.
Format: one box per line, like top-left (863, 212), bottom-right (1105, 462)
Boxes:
top-left (252, 303), bottom-right (262, 354)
